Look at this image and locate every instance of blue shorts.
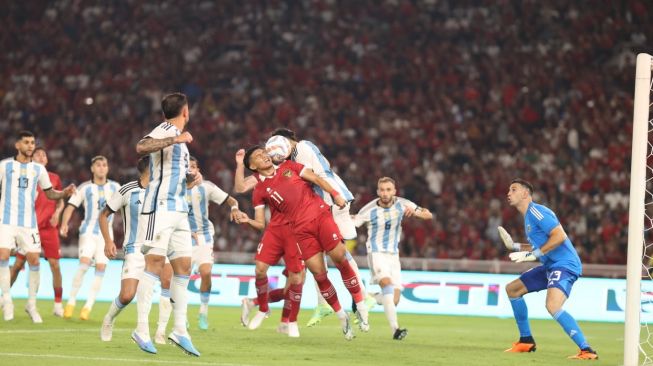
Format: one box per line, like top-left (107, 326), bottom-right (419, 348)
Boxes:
top-left (519, 265), bottom-right (578, 298)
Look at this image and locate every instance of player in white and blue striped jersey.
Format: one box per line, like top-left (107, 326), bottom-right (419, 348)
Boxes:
top-left (60, 155), bottom-right (120, 320)
top-left (0, 130), bottom-right (76, 323)
top-left (353, 177), bottom-right (433, 340)
top-left (266, 128), bottom-right (372, 327)
top-left (132, 92), bottom-right (200, 356)
top-left (186, 156), bottom-right (241, 330)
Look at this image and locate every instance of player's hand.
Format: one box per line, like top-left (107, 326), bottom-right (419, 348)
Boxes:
top-left (333, 195), bottom-right (346, 209)
top-left (49, 214), bottom-right (60, 227)
top-left (175, 131), bottom-right (193, 144)
top-left (236, 212), bottom-right (250, 224)
top-left (191, 232), bottom-right (199, 244)
top-left (59, 224), bottom-right (69, 238)
top-left (404, 207), bottom-right (415, 217)
top-left (235, 149), bottom-right (245, 165)
top-left (230, 208), bottom-right (242, 222)
top-left (104, 241), bottom-right (117, 259)
top-left (187, 172), bottom-right (203, 188)
top-left (63, 184), bottom-right (76, 198)
top-left (498, 226), bottom-right (517, 251)
top-left (509, 251), bottom-right (538, 263)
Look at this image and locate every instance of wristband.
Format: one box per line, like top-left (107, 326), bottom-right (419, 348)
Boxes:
top-left (532, 248), bottom-right (543, 258)
top-left (513, 243), bottom-right (521, 252)
top-left (330, 190), bottom-right (340, 198)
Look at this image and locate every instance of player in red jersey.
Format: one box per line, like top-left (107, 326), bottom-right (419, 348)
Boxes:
top-left (234, 149), bottom-right (305, 337)
top-left (9, 147), bottom-right (65, 316)
top-left (238, 146), bottom-right (369, 340)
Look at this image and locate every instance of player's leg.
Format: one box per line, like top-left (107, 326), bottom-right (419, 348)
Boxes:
top-left (66, 234), bottom-right (94, 318)
top-left (285, 270), bottom-right (303, 337)
top-left (248, 260), bottom-right (271, 330)
top-left (195, 243), bottom-right (214, 331)
top-left (41, 227), bottom-right (63, 316)
top-left (307, 253), bottom-right (334, 327)
top-left (81, 236), bottom-right (109, 320)
top-left (19, 228), bottom-right (43, 323)
top-left (166, 217), bottom-right (199, 357)
top-left (9, 251), bottom-right (26, 286)
top-left (154, 261), bottom-right (173, 344)
top-left (544, 270), bottom-right (598, 360)
top-left (504, 266), bottom-right (546, 352)
top-left (102, 251), bottom-right (143, 341)
top-left (0, 246), bottom-right (12, 321)
top-left (325, 243), bottom-right (369, 331)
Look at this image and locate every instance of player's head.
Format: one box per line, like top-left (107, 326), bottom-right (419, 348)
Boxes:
top-left (189, 156), bottom-right (200, 175)
top-left (270, 127), bottom-right (297, 142)
top-left (137, 155), bottom-right (150, 180)
top-left (161, 92), bottom-right (189, 127)
top-left (265, 135), bottom-right (292, 164)
top-left (377, 177), bottom-right (397, 205)
top-left (91, 155), bottom-right (109, 180)
top-left (507, 178), bottom-right (533, 207)
top-left (32, 147), bottom-right (48, 166)
top-left (15, 130), bottom-right (36, 158)
top-left (243, 145), bottom-right (272, 172)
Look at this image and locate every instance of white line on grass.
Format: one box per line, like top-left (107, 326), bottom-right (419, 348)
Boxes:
top-left (0, 328), bottom-right (130, 334)
top-left (0, 352), bottom-right (254, 366)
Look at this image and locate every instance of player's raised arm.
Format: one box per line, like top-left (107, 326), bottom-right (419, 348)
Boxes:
top-left (99, 206), bottom-right (117, 259)
top-left (135, 131), bottom-right (193, 156)
top-left (234, 149), bottom-right (257, 193)
top-left (299, 168), bottom-right (346, 208)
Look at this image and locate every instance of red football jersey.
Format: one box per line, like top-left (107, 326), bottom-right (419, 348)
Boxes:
top-left (35, 171), bottom-right (62, 229)
top-left (252, 160), bottom-right (329, 228)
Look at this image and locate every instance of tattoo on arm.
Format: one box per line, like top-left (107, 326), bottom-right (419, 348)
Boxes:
top-left (136, 137), bottom-right (176, 155)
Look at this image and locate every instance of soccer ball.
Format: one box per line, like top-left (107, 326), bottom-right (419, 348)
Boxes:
top-left (265, 135), bottom-right (291, 164)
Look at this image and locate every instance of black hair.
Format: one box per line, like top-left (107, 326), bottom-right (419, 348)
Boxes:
top-left (137, 155), bottom-right (150, 174)
top-left (270, 127), bottom-right (297, 141)
top-left (17, 130), bottom-right (34, 141)
top-left (243, 145), bottom-right (264, 172)
top-left (161, 93), bottom-right (188, 119)
top-left (511, 178), bottom-right (534, 195)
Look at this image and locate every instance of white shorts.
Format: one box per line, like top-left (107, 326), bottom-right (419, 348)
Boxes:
top-left (136, 211), bottom-right (192, 260)
top-left (367, 252), bottom-right (403, 290)
top-left (192, 244), bottom-right (214, 267)
top-left (79, 233), bottom-right (109, 264)
top-left (0, 224), bottom-right (41, 253)
top-left (121, 252), bottom-right (145, 280)
top-left (332, 202), bottom-right (357, 240)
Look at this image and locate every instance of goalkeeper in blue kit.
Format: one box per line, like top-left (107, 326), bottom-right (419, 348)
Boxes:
top-left (499, 179), bottom-right (598, 360)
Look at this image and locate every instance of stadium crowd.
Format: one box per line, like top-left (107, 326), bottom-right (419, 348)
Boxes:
top-left (1, 0), bottom-right (647, 264)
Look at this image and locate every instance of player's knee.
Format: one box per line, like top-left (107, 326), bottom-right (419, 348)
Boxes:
top-left (505, 281), bottom-right (524, 298)
top-left (288, 272), bottom-right (303, 285)
top-left (119, 291), bottom-right (135, 305)
top-left (328, 246), bottom-right (346, 264)
top-left (545, 301), bottom-right (561, 316)
top-left (254, 266), bottom-right (267, 279)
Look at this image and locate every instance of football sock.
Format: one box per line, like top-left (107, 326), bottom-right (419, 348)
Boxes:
top-left (0, 260), bottom-right (9, 302)
top-left (54, 286), bottom-right (63, 304)
top-left (335, 260), bottom-right (363, 303)
top-left (171, 274), bottom-right (190, 336)
top-left (269, 288), bottom-right (285, 303)
top-left (27, 264), bottom-right (40, 306)
top-left (287, 283), bottom-right (303, 322)
top-left (509, 297), bottom-right (533, 340)
top-left (107, 297), bottom-right (127, 321)
top-left (67, 262), bottom-right (90, 306)
top-left (157, 288), bottom-right (171, 334)
top-left (382, 284), bottom-right (399, 331)
top-left (553, 310), bottom-right (590, 349)
top-left (314, 272), bottom-right (341, 312)
top-left (255, 277), bottom-right (269, 313)
top-left (135, 271), bottom-right (157, 337)
top-left (83, 269), bottom-right (105, 309)
top-left (199, 291), bottom-right (210, 315)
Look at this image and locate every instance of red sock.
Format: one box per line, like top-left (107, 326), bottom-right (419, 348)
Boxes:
top-left (335, 261), bottom-right (363, 303)
top-left (314, 272), bottom-right (341, 312)
top-left (281, 297), bottom-right (291, 323)
top-left (54, 287), bottom-right (63, 303)
top-left (287, 283), bottom-right (303, 322)
top-left (252, 298), bottom-right (259, 305)
top-left (255, 277), bottom-right (269, 312)
top-left (269, 288), bottom-right (285, 303)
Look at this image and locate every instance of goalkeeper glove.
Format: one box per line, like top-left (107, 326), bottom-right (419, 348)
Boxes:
top-left (509, 249), bottom-right (543, 263)
top-left (498, 226), bottom-right (521, 251)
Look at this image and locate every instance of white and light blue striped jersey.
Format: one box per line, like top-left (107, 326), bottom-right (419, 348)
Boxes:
top-left (353, 197), bottom-right (417, 254)
top-left (0, 158), bottom-right (52, 228)
top-left (187, 180), bottom-right (229, 246)
top-left (68, 180), bottom-right (120, 236)
top-left (290, 140), bottom-right (354, 205)
top-left (141, 122), bottom-right (190, 214)
top-left (106, 181), bottom-right (145, 255)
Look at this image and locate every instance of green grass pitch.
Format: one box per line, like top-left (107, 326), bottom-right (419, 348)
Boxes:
top-left (0, 299), bottom-right (623, 366)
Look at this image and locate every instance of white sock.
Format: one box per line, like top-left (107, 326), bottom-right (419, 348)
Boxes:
top-left (83, 270), bottom-right (105, 309)
top-left (67, 263), bottom-right (89, 306)
top-left (374, 292), bottom-right (383, 305)
top-left (382, 285), bottom-right (399, 331)
top-left (157, 289), bottom-right (172, 334)
top-left (135, 271), bottom-right (157, 337)
top-left (106, 297), bottom-right (127, 321)
top-left (171, 274), bottom-right (190, 336)
top-left (199, 291), bottom-right (209, 314)
top-left (345, 250), bottom-right (366, 294)
top-left (0, 260), bottom-right (11, 303)
top-left (28, 264), bottom-right (40, 306)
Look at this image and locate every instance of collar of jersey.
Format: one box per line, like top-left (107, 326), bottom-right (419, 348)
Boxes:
top-left (258, 169), bottom-right (277, 181)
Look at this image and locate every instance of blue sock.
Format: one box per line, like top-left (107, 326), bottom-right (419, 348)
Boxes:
top-left (161, 288), bottom-right (170, 298)
top-left (509, 297), bottom-right (532, 338)
top-left (553, 310), bottom-right (589, 349)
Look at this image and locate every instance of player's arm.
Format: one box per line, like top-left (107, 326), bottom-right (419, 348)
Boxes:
top-left (49, 198), bottom-right (65, 227)
top-left (59, 204), bottom-right (76, 238)
top-left (536, 225), bottom-right (567, 255)
top-left (233, 149), bottom-right (257, 193)
top-left (237, 205), bottom-right (266, 231)
top-left (99, 206), bottom-right (118, 259)
top-left (135, 132), bottom-right (193, 156)
top-left (299, 168), bottom-right (346, 208)
top-left (412, 207), bottom-right (433, 220)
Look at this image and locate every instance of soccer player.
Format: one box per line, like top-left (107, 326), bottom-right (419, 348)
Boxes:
top-left (353, 177), bottom-right (433, 340)
top-left (240, 145), bottom-right (369, 340)
top-left (9, 147), bottom-right (66, 316)
top-left (266, 129), bottom-right (373, 326)
top-left (234, 149), bottom-right (305, 337)
top-left (0, 131), bottom-right (75, 322)
top-left (186, 156), bottom-right (242, 330)
top-left (131, 92), bottom-right (208, 356)
top-left (99, 156), bottom-right (174, 344)
top-left (499, 178), bottom-right (598, 360)
top-left (60, 155), bottom-right (120, 320)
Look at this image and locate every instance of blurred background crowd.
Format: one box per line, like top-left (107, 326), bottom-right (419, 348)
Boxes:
top-left (1, 0), bottom-right (647, 264)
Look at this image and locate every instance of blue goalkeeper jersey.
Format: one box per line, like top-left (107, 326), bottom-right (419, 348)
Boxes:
top-left (524, 202), bottom-right (582, 275)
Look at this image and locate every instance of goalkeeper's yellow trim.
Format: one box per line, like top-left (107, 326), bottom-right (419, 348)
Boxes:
top-left (345, 239), bottom-right (357, 253)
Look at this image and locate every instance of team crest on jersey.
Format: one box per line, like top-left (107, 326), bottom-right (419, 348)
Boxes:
top-left (282, 169), bottom-right (293, 178)
top-left (526, 225), bottom-right (531, 233)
